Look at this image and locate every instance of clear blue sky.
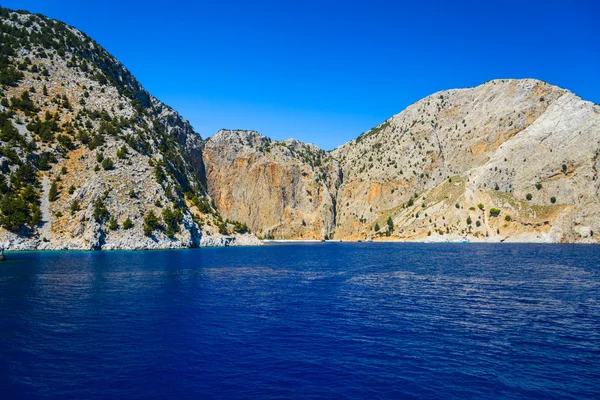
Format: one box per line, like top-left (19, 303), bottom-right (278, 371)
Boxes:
top-left (2, 0), bottom-right (599, 149)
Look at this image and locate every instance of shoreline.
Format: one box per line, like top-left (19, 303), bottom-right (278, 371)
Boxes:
top-left (1, 235), bottom-right (598, 252)
top-left (262, 239), bottom-right (599, 245)
top-left (1, 241), bottom-right (598, 254)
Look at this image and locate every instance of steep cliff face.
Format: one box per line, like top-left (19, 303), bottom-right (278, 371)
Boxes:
top-left (0, 7), bottom-right (259, 249)
top-left (203, 130), bottom-right (341, 239)
top-left (332, 79), bottom-right (600, 243)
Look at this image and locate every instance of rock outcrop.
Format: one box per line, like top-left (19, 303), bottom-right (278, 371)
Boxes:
top-left (203, 130), bottom-right (341, 239)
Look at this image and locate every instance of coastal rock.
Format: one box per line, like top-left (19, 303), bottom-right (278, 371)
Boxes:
top-left (331, 79), bottom-right (600, 243)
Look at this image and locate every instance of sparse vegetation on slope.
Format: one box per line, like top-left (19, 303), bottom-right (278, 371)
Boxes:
top-left (0, 6), bottom-right (258, 249)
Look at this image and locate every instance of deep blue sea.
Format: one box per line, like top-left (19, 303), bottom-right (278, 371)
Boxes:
top-left (0, 243), bottom-right (599, 399)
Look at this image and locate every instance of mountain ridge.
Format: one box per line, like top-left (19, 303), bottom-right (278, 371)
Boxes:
top-left (0, 6), bottom-right (598, 248)
top-left (203, 79), bottom-right (599, 243)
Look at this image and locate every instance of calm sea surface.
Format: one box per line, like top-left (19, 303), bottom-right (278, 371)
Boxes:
top-left (0, 243), bottom-right (599, 399)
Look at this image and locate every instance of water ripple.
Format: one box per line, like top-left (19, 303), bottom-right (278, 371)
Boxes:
top-left (0, 243), bottom-right (599, 399)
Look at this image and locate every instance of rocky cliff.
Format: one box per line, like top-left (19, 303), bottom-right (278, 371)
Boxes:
top-left (203, 80), bottom-right (600, 244)
top-left (0, 7), bottom-right (260, 249)
top-left (203, 130), bottom-right (341, 239)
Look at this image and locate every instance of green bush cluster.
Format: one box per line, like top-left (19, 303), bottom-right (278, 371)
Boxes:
top-left (489, 208), bottom-right (501, 217)
top-left (123, 217), bottom-right (133, 230)
top-left (143, 210), bottom-right (161, 236)
top-left (0, 193), bottom-right (37, 231)
top-left (93, 198), bottom-right (109, 223)
top-left (162, 206), bottom-right (183, 238)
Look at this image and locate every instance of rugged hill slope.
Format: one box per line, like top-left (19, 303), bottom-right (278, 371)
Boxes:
top-left (333, 79), bottom-right (600, 243)
top-left (0, 7), bottom-right (259, 249)
top-left (203, 80), bottom-right (600, 243)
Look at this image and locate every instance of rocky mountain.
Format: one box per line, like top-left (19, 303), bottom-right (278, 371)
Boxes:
top-left (203, 80), bottom-right (600, 244)
top-left (0, 6), bottom-right (598, 249)
top-left (0, 7), bottom-right (259, 249)
top-left (332, 79), bottom-right (600, 243)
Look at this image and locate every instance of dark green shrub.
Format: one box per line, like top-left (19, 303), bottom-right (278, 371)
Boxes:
top-left (217, 221), bottom-right (228, 235)
top-left (108, 217), bottom-right (118, 230)
top-left (116, 145), bottom-right (128, 159)
top-left (0, 194), bottom-right (31, 231)
top-left (48, 181), bottom-right (58, 201)
top-left (143, 210), bottom-right (160, 236)
top-left (87, 134), bottom-right (104, 150)
top-left (70, 199), bottom-right (80, 215)
top-left (93, 198), bottom-right (109, 222)
top-left (21, 185), bottom-right (37, 203)
top-left (123, 217), bottom-right (133, 229)
top-left (101, 157), bottom-right (113, 170)
top-left (57, 135), bottom-right (74, 150)
top-left (0, 120), bottom-right (23, 143)
top-left (31, 205), bottom-right (42, 226)
top-left (154, 166), bottom-right (166, 184)
top-left (386, 216), bottom-right (394, 232)
top-left (192, 196), bottom-right (211, 214)
top-left (162, 207), bottom-right (180, 238)
top-left (232, 221), bottom-right (248, 233)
